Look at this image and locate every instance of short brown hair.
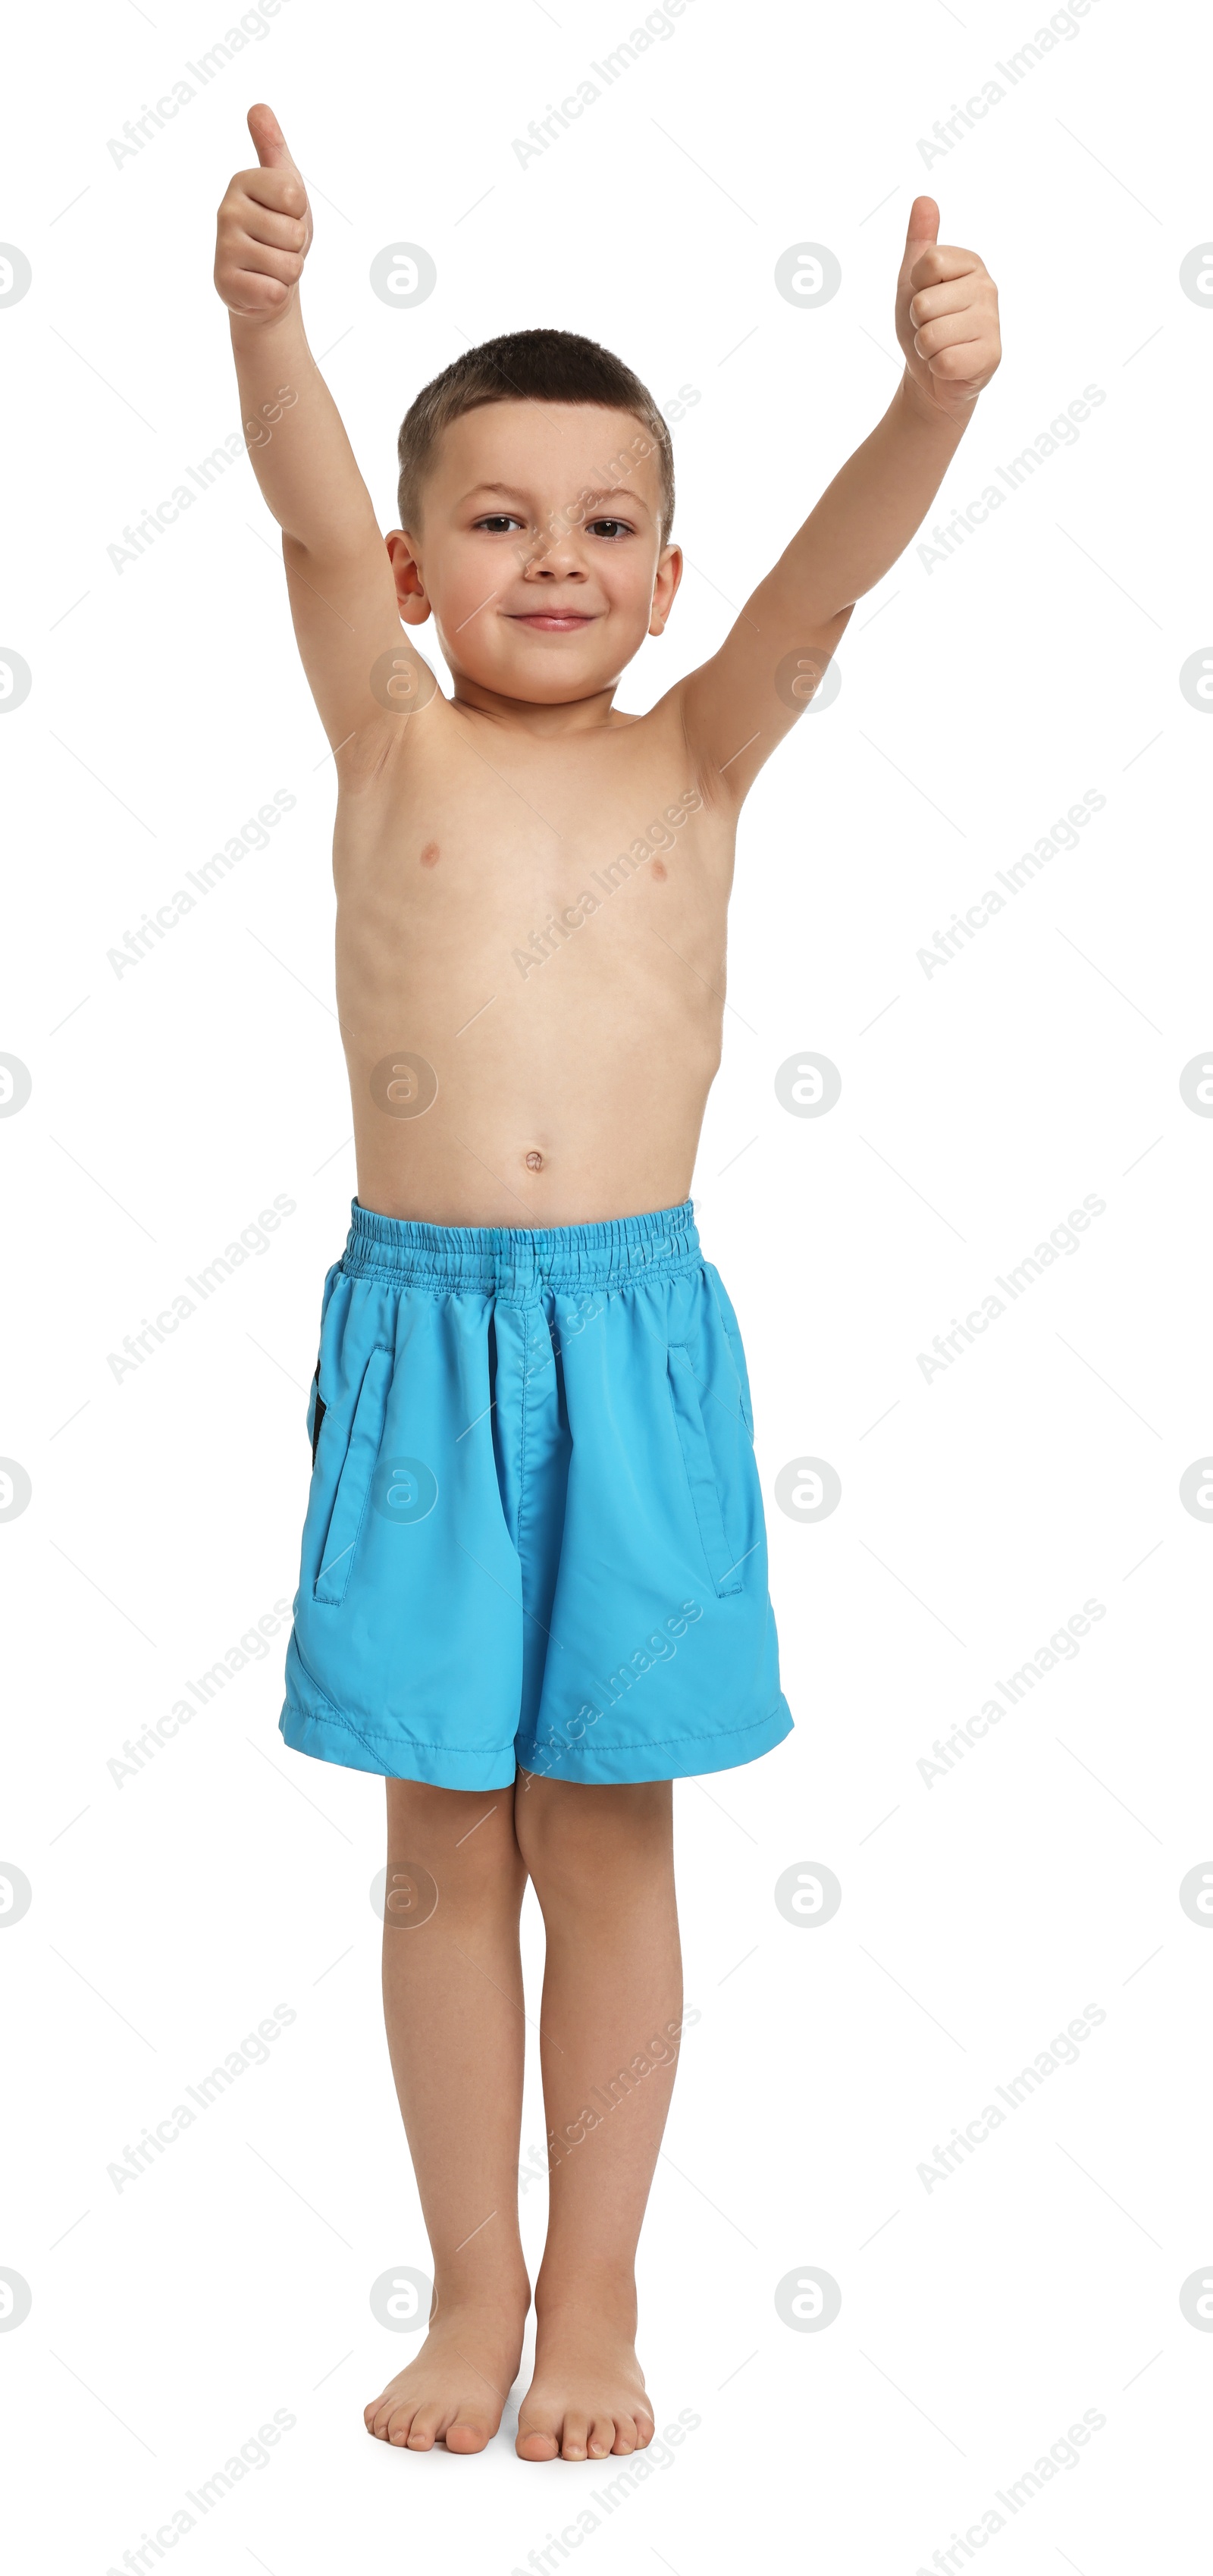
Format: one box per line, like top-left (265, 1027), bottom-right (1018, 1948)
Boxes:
top-left (396, 327), bottom-right (675, 542)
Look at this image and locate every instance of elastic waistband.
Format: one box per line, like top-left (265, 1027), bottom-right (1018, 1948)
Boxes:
top-left (340, 1199), bottom-right (702, 1296)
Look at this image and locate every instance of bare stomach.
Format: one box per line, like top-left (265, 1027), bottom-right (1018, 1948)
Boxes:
top-left (340, 945), bottom-right (722, 1229)
top-left (331, 735), bottom-right (734, 1228)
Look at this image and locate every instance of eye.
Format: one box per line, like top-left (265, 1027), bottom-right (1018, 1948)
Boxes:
top-left (474, 512), bottom-right (525, 533)
top-left (586, 517), bottom-right (632, 540)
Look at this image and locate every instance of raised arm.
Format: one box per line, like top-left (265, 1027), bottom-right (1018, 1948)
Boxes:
top-left (673, 197), bottom-right (1001, 804)
top-left (215, 104), bottom-right (433, 764)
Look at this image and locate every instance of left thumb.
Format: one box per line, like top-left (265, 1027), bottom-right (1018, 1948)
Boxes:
top-left (905, 195), bottom-right (940, 255)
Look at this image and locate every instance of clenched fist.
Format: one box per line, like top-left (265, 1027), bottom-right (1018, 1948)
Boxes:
top-left (895, 195), bottom-right (1001, 422)
top-left (215, 103), bottom-right (312, 323)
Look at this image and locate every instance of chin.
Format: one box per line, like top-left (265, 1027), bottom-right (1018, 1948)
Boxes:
top-left (501, 658), bottom-right (603, 695)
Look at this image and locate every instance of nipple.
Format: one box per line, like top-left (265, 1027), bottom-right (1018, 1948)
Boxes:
top-left (419, 841), bottom-right (440, 868)
top-left (525, 1151), bottom-right (544, 1171)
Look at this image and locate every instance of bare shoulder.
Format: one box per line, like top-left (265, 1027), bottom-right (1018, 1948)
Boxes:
top-left (330, 639), bottom-right (458, 796)
top-left (605, 685), bottom-right (697, 785)
top-left (592, 691), bottom-right (738, 895)
top-left (638, 672), bottom-right (740, 823)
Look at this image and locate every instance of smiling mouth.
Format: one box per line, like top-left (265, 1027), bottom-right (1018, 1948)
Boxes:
top-left (508, 610), bottom-right (596, 630)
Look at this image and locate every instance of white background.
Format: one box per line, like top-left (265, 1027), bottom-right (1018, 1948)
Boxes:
top-left (3, 0), bottom-right (1211, 2567)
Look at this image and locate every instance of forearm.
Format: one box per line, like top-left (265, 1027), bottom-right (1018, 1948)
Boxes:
top-left (230, 299), bottom-right (379, 556)
top-left (766, 371), bottom-right (968, 625)
top-left (679, 206), bottom-right (1001, 803)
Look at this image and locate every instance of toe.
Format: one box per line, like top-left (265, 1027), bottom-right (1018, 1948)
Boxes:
top-left (446, 2409), bottom-right (492, 2455)
top-left (586, 2416), bottom-right (614, 2460)
top-left (404, 2401), bottom-right (446, 2450)
top-left (611, 2415), bottom-right (638, 2455)
top-left (635, 2412), bottom-right (655, 2449)
top-left (516, 2420), bottom-right (560, 2462)
top-left (560, 2410), bottom-right (591, 2462)
top-left (384, 2400), bottom-right (418, 2447)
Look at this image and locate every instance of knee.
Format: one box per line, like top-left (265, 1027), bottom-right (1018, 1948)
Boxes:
top-left (515, 1777), bottom-right (672, 1900)
top-left (386, 1778), bottom-right (478, 1851)
top-left (385, 1780), bottom-right (524, 1906)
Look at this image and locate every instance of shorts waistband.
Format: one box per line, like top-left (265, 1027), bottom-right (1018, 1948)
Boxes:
top-left (340, 1199), bottom-right (702, 1295)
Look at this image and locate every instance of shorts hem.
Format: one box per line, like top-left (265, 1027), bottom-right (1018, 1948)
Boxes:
top-left (517, 1695), bottom-right (794, 1786)
top-left (279, 1691), bottom-right (793, 1790)
top-left (279, 1695), bottom-right (519, 1790)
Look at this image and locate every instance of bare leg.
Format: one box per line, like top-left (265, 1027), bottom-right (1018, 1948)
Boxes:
top-left (364, 1779), bottom-right (531, 2453)
top-left (511, 1775), bottom-right (682, 2463)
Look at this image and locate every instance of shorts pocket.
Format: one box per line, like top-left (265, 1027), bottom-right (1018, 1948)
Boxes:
top-left (708, 1270), bottom-right (755, 1440)
top-left (313, 1346), bottom-right (393, 1606)
top-left (666, 1342), bottom-right (743, 1597)
top-left (308, 1365), bottom-right (326, 1467)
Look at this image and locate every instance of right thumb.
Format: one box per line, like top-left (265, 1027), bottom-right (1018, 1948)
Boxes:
top-left (247, 102), bottom-right (296, 171)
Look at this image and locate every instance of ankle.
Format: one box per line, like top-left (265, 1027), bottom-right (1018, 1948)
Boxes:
top-left (430, 2261), bottom-right (531, 2321)
top-left (534, 2261), bottom-right (637, 2330)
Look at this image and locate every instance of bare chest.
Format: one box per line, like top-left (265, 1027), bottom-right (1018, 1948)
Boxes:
top-left (333, 715), bottom-right (735, 1019)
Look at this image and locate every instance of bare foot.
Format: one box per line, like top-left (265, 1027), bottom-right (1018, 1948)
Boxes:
top-left (365, 2295), bottom-right (528, 2454)
top-left (516, 2300), bottom-right (655, 2462)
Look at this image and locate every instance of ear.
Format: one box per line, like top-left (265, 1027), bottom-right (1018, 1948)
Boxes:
top-left (385, 529), bottom-right (431, 627)
top-left (649, 542), bottom-right (683, 638)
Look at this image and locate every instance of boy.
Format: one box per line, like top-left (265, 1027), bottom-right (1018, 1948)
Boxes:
top-left (214, 104), bottom-right (999, 2464)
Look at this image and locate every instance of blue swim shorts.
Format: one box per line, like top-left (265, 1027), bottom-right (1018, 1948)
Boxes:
top-left (279, 1200), bottom-right (792, 1789)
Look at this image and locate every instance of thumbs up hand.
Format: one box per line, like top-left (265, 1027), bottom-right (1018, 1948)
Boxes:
top-left (895, 196), bottom-right (1001, 421)
top-left (215, 104), bottom-right (313, 321)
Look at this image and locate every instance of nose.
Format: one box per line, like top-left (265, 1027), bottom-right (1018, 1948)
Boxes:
top-left (522, 525), bottom-right (586, 579)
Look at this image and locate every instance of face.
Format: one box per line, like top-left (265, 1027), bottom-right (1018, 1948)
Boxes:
top-left (385, 400), bottom-right (682, 711)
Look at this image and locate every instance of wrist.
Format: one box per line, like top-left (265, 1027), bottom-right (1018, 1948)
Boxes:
top-left (229, 294), bottom-right (302, 354)
top-left (897, 365), bottom-right (970, 443)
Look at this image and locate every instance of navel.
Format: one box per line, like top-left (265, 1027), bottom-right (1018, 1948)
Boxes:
top-left (419, 841), bottom-right (440, 868)
top-left (525, 1150), bottom-right (544, 1171)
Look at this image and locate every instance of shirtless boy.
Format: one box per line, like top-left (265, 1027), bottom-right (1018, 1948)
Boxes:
top-left (213, 105), bottom-right (1000, 2464)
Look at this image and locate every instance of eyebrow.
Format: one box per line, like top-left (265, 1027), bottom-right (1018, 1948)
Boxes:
top-left (460, 481), bottom-right (651, 515)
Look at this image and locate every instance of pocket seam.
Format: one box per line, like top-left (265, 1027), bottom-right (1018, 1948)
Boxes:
top-left (666, 1340), bottom-right (743, 1598)
top-left (716, 1299), bottom-right (754, 1440)
top-left (309, 1365), bottom-right (327, 1469)
top-left (312, 1346), bottom-right (393, 1608)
